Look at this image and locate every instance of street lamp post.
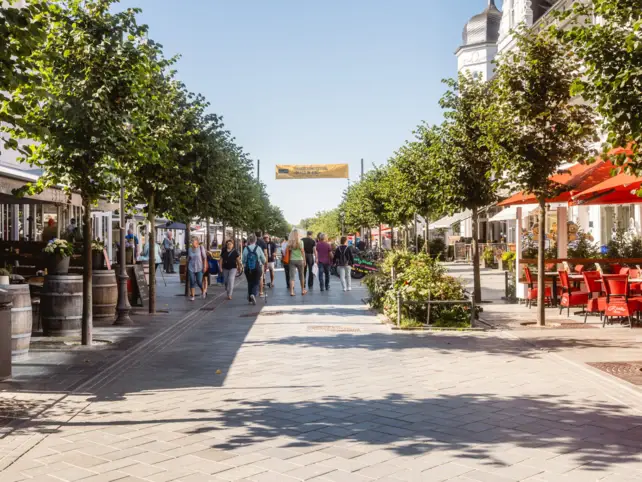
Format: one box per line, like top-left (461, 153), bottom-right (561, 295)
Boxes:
top-left (114, 179), bottom-right (132, 325)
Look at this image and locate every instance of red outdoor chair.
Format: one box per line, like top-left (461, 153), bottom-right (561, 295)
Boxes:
top-left (619, 267), bottom-right (630, 276)
top-left (574, 264), bottom-right (585, 274)
top-left (582, 271), bottom-right (606, 323)
top-left (629, 269), bottom-right (642, 295)
top-left (559, 271), bottom-right (589, 317)
top-left (611, 264), bottom-right (623, 274)
top-left (523, 266), bottom-right (553, 308)
top-left (602, 274), bottom-right (638, 328)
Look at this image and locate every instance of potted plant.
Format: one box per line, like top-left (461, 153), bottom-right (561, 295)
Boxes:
top-left (43, 239), bottom-right (74, 275)
top-left (0, 268), bottom-right (10, 286)
top-left (501, 251), bottom-right (516, 272)
top-left (91, 240), bottom-right (106, 270)
top-left (482, 246), bottom-right (495, 269)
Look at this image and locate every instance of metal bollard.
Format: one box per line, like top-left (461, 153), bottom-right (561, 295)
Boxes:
top-left (505, 270), bottom-right (509, 299)
top-left (0, 290), bottom-right (13, 380)
top-left (396, 292), bottom-right (402, 327)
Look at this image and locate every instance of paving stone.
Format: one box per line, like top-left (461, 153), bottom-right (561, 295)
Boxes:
top-left (3, 275), bottom-right (642, 482)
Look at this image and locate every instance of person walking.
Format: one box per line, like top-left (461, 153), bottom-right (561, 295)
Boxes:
top-left (187, 237), bottom-right (208, 301)
top-left (281, 237), bottom-right (290, 289)
top-left (302, 231), bottom-right (317, 290)
top-left (220, 239), bottom-right (241, 300)
top-left (140, 239), bottom-right (162, 273)
top-left (287, 230), bottom-right (306, 296)
top-left (163, 232), bottom-right (175, 273)
top-left (263, 234), bottom-right (277, 289)
top-left (243, 234), bottom-right (266, 305)
top-left (334, 236), bottom-right (354, 292)
top-left (316, 233), bottom-right (333, 292)
top-left (255, 231), bottom-right (268, 296)
top-left (126, 228), bottom-right (139, 263)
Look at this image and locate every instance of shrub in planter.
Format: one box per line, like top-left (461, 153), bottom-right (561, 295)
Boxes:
top-left (91, 240), bottom-right (106, 269)
top-left (502, 251), bottom-right (516, 272)
top-left (482, 246), bottom-right (495, 267)
top-left (0, 268), bottom-right (10, 285)
top-left (43, 239), bottom-right (74, 274)
top-left (363, 272), bottom-right (391, 311)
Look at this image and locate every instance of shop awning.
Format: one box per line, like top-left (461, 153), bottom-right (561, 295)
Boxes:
top-left (488, 204), bottom-right (537, 222)
top-left (498, 160), bottom-right (615, 207)
top-left (429, 210), bottom-right (472, 229)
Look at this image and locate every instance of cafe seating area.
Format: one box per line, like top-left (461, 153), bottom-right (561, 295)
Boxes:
top-left (521, 259), bottom-right (642, 328)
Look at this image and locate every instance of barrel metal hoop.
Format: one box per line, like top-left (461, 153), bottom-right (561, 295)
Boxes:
top-left (10, 307), bottom-right (33, 312)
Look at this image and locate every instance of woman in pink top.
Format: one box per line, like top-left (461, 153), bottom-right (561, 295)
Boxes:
top-left (316, 233), bottom-right (333, 291)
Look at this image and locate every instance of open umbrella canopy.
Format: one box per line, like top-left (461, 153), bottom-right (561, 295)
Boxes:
top-left (498, 160), bottom-right (614, 207)
top-left (155, 221), bottom-right (187, 230)
top-left (571, 172), bottom-right (642, 205)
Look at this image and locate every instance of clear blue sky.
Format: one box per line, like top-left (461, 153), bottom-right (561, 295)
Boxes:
top-left (118, 0), bottom-right (500, 225)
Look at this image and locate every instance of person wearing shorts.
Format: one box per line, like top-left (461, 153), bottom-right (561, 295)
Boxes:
top-left (263, 234), bottom-right (277, 288)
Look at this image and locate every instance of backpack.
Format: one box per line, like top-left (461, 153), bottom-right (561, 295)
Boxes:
top-left (245, 246), bottom-right (260, 272)
top-left (336, 246), bottom-right (349, 266)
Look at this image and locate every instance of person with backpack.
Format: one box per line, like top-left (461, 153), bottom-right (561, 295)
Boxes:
top-left (286, 229), bottom-right (306, 296)
top-left (333, 236), bottom-right (354, 292)
top-left (242, 234), bottom-right (266, 305)
top-left (187, 237), bottom-right (208, 301)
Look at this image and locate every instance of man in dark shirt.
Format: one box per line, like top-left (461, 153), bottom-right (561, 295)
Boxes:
top-left (263, 234), bottom-right (278, 288)
top-left (255, 231), bottom-right (268, 296)
top-left (302, 231), bottom-right (317, 290)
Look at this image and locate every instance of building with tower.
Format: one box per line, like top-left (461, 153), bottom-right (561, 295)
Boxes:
top-left (446, 0), bottom-right (642, 268)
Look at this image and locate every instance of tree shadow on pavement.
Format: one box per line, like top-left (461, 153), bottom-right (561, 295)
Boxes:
top-left (12, 392), bottom-right (642, 474)
top-left (243, 331), bottom-right (640, 359)
top-left (191, 392), bottom-right (642, 471)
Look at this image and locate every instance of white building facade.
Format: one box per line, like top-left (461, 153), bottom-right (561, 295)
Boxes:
top-left (453, 0), bottom-right (642, 248)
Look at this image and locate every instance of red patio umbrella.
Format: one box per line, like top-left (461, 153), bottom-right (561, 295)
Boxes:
top-left (498, 160), bottom-right (615, 207)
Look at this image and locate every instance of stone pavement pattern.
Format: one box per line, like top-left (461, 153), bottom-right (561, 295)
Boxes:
top-left (2, 271), bottom-right (642, 481)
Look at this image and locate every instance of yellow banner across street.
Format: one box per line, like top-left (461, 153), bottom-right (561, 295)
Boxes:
top-left (275, 164), bottom-right (349, 180)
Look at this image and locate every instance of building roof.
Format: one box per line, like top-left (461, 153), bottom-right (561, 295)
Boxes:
top-left (462, 0), bottom-right (502, 47)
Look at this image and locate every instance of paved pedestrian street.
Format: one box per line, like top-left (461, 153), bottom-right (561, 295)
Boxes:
top-left (4, 274), bottom-right (642, 481)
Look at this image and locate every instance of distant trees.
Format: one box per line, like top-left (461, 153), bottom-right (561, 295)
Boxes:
top-left (0, 0), bottom-right (284, 342)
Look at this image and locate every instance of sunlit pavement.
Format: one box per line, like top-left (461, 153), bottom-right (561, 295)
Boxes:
top-left (3, 269), bottom-right (642, 481)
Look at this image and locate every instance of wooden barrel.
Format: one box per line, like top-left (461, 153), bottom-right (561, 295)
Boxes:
top-left (93, 270), bottom-right (117, 321)
top-left (0, 285), bottom-right (33, 359)
top-left (41, 275), bottom-right (83, 337)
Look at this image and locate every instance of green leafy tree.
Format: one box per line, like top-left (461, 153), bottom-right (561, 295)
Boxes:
top-left (558, 1), bottom-right (642, 170)
top-left (5, 0), bottom-right (161, 344)
top-left (307, 209), bottom-right (342, 240)
top-left (435, 73), bottom-right (498, 303)
top-left (390, 123), bottom-right (444, 250)
top-left (0, 0), bottom-right (52, 141)
top-left (489, 28), bottom-right (598, 325)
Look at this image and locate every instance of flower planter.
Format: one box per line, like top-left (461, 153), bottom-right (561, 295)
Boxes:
top-left (92, 251), bottom-right (105, 270)
top-left (47, 255), bottom-right (70, 275)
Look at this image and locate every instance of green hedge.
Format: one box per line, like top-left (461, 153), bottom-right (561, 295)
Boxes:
top-left (364, 250), bottom-right (469, 328)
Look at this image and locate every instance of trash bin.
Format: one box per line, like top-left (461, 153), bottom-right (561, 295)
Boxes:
top-left (0, 290), bottom-right (13, 380)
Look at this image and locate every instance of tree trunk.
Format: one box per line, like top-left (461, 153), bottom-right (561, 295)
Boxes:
top-left (537, 197), bottom-right (546, 326)
top-left (424, 211), bottom-right (430, 255)
top-left (471, 206), bottom-right (482, 304)
top-left (184, 219), bottom-right (190, 297)
top-left (148, 193), bottom-right (156, 314)
top-left (81, 195), bottom-right (92, 346)
top-left (206, 218), bottom-right (211, 249)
